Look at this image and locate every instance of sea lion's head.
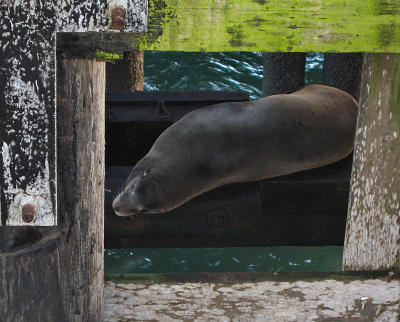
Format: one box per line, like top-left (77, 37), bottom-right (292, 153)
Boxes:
top-left (112, 165), bottom-right (165, 216)
top-left (112, 153), bottom-right (187, 216)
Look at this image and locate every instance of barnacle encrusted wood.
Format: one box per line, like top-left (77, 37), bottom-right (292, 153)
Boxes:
top-left (0, 0), bottom-right (147, 226)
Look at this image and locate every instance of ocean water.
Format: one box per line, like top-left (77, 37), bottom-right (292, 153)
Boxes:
top-left (105, 51), bottom-right (343, 274)
top-left (143, 52), bottom-right (323, 100)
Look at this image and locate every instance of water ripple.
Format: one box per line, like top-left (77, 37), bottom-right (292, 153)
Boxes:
top-left (144, 51), bottom-right (265, 99)
top-left (105, 246), bottom-right (343, 274)
top-left (144, 52), bottom-right (323, 100)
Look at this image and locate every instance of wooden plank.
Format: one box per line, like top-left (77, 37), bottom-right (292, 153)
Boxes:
top-left (105, 91), bottom-right (250, 166)
top-left (0, 236), bottom-right (66, 320)
top-left (104, 272), bottom-right (400, 321)
top-left (104, 159), bottom-right (351, 248)
top-left (343, 53), bottom-right (400, 270)
top-left (57, 0), bottom-right (400, 53)
top-left (139, 0), bottom-right (400, 52)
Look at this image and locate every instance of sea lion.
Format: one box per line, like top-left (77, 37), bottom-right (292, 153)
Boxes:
top-left (112, 84), bottom-right (357, 216)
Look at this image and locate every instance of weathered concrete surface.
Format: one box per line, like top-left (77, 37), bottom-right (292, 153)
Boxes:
top-left (105, 279), bottom-right (400, 321)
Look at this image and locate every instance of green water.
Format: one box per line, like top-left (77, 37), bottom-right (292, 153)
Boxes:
top-left (105, 247), bottom-right (342, 274)
top-left (106, 51), bottom-right (343, 274)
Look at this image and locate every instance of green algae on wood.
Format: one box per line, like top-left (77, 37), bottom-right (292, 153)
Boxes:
top-left (95, 51), bottom-right (123, 62)
top-left (139, 0), bottom-right (400, 52)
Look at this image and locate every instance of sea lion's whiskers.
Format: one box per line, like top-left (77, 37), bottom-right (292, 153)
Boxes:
top-left (112, 186), bottom-right (124, 202)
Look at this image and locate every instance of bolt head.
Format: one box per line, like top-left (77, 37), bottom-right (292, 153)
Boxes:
top-left (207, 209), bottom-right (229, 227)
top-left (112, 7), bottom-right (126, 30)
top-left (22, 204), bottom-right (37, 223)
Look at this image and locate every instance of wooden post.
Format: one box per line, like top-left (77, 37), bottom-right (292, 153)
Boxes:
top-left (262, 53), bottom-right (306, 96)
top-left (323, 53), bottom-right (363, 101)
top-left (57, 58), bottom-right (105, 319)
top-left (0, 58), bottom-right (105, 320)
top-left (343, 54), bottom-right (400, 270)
top-left (106, 51), bottom-right (144, 92)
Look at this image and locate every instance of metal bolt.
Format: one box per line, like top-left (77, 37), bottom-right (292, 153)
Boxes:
top-left (207, 209), bottom-right (229, 227)
top-left (22, 203), bottom-right (37, 223)
top-left (111, 6), bottom-right (126, 31)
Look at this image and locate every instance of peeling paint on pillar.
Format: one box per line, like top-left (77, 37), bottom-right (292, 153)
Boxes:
top-left (0, 1), bottom-right (148, 225)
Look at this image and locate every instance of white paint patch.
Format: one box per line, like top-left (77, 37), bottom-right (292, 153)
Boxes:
top-left (57, 0), bottom-right (147, 32)
top-left (109, 0), bottom-right (128, 10)
top-left (5, 160), bottom-right (54, 226)
top-left (127, 0), bottom-right (148, 32)
top-left (2, 142), bottom-right (10, 166)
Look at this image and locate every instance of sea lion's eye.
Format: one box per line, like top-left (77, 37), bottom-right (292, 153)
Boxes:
top-left (143, 170), bottom-right (150, 177)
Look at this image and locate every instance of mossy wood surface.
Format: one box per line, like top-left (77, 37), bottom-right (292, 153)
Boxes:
top-left (140, 0), bottom-right (400, 52)
top-left (343, 53), bottom-right (400, 270)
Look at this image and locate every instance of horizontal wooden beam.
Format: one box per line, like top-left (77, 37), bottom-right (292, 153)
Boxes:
top-left (140, 0), bottom-right (400, 52)
top-left (104, 159), bottom-right (351, 248)
top-left (57, 0), bottom-right (400, 53)
top-left (105, 271), bottom-right (400, 321)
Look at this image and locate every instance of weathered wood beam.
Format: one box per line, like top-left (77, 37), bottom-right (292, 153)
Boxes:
top-left (0, 58), bottom-right (105, 320)
top-left (140, 0), bottom-right (400, 52)
top-left (104, 272), bottom-right (400, 321)
top-left (343, 54), bottom-right (400, 270)
top-left (56, 0), bottom-right (400, 53)
top-left (0, 235), bottom-right (65, 320)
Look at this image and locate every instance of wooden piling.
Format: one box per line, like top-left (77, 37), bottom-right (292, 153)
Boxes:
top-left (262, 53), bottom-right (306, 96)
top-left (343, 54), bottom-right (400, 270)
top-left (0, 58), bottom-right (105, 320)
top-left (323, 53), bottom-right (364, 101)
top-left (106, 51), bottom-right (145, 92)
top-left (57, 58), bottom-right (105, 320)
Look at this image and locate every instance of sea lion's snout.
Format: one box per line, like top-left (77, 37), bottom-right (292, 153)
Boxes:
top-left (112, 176), bottom-right (146, 216)
top-left (112, 190), bottom-right (145, 216)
